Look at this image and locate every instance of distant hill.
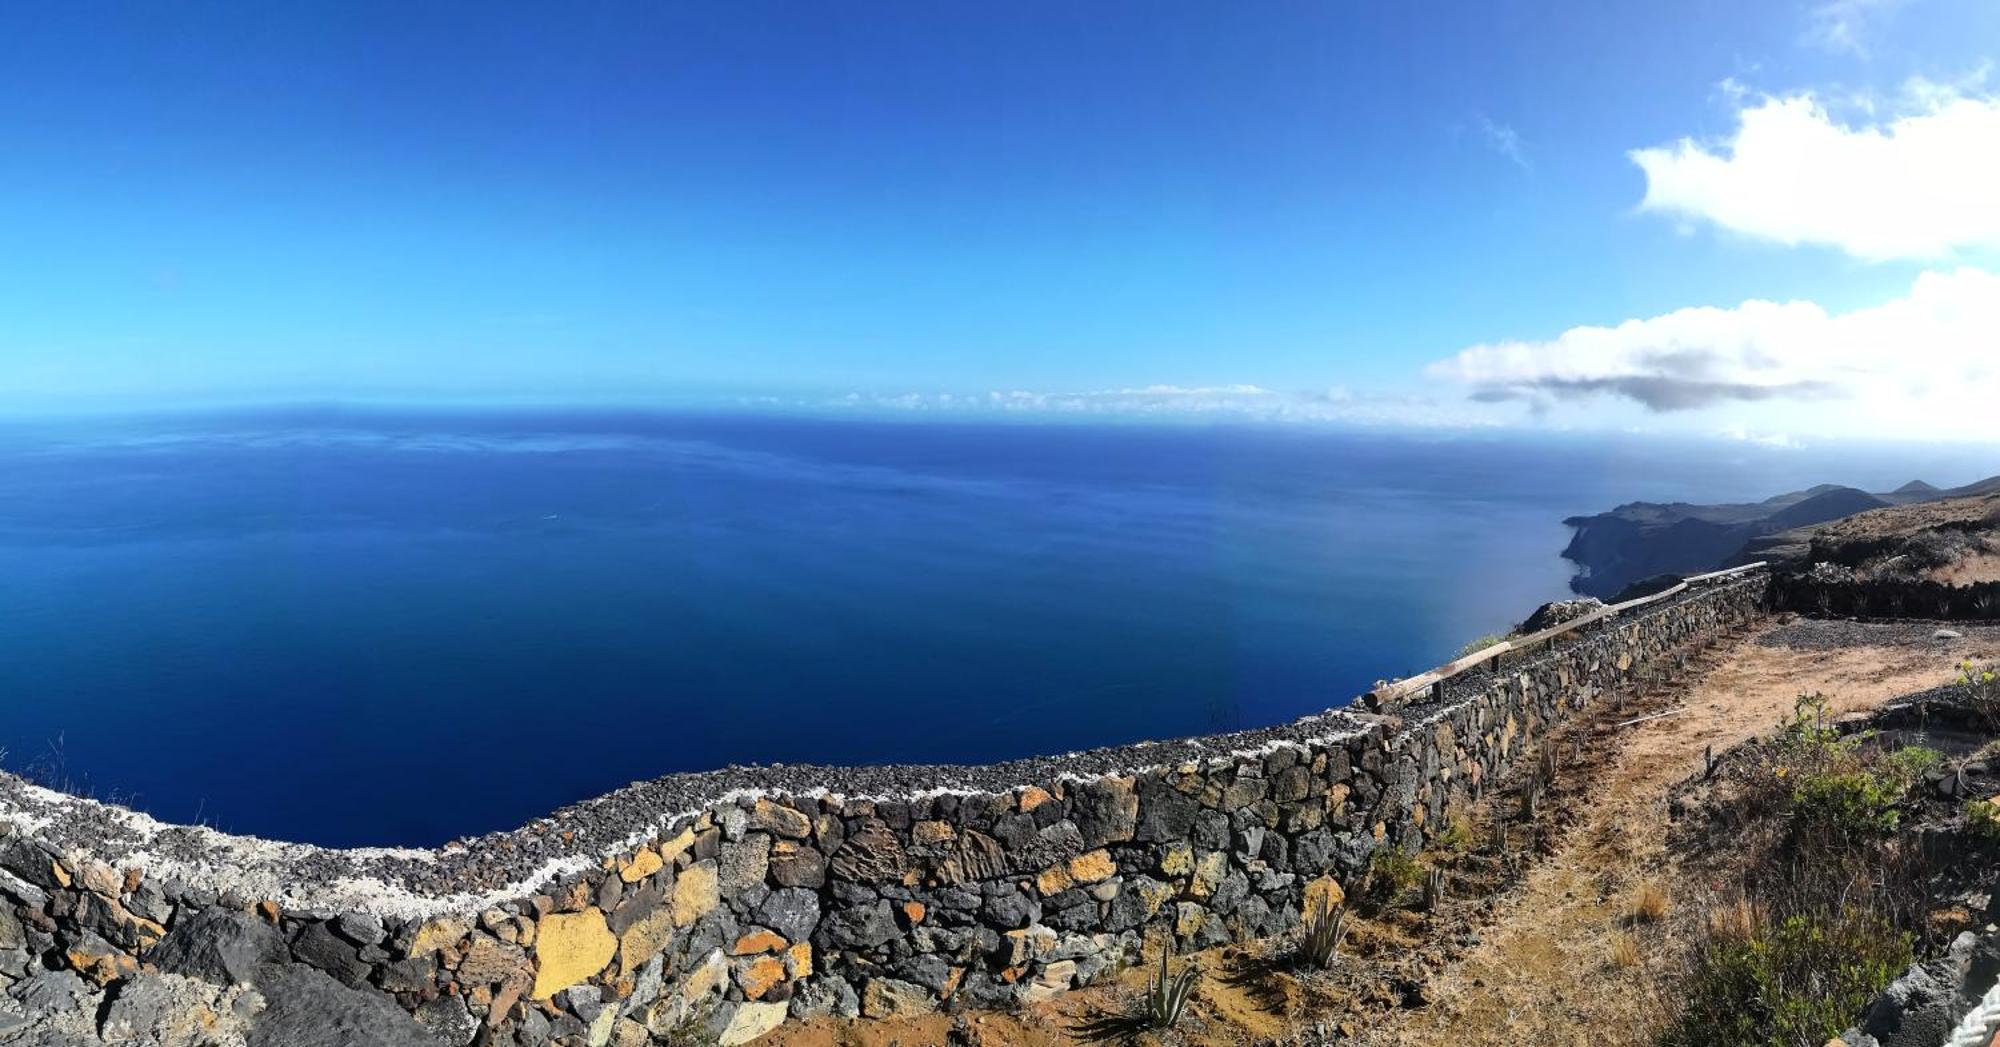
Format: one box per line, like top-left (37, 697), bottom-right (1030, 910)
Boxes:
top-left (1561, 474), bottom-right (2000, 598)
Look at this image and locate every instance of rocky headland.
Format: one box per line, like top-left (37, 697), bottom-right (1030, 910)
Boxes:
top-left (1561, 475), bottom-right (2000, 599)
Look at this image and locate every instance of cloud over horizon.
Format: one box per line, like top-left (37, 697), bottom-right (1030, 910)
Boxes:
top-left (1431, 268), bottom-right (2000, 437)
top-left (1629, 78), bottom-right (2000, 260)
top-left (810, 384), bottom-right (1498, 429)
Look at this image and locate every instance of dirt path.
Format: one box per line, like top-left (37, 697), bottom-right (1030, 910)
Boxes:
top-left (765, 618), bottom-right (1993, 1047)
top-left (1362, 618), bottom-right (1982, 1047)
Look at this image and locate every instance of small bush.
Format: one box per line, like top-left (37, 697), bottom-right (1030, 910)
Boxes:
top-left (1791, 770), bottom-right (1901, 839)
top-left (1661, 910), bottom-right (1912, 1047)
top-left (1960, 661), bottom-right (2000, 731)
top-left (1877, 745), bottom-right (1944, 793)
top-left (1965, 797), bottom-right (2000, 842)
top-left (1456, 633), bottom-right (1510, 659)
top-left (1366, 849), bottom-right (1426, 900)
top-left (1630, 881), bottom-right (1670, 924)
top-left (1434, 807), bottom-right (1476, 854)
top-left (1773, 694), bottom-right (1851, 769)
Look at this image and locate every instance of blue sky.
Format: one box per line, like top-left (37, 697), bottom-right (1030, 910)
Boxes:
top-left (2, 1), bottom-right (1996, 438)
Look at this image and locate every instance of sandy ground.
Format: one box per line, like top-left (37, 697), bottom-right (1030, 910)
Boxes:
top-left (763, 617), bottom-right (1991, 1047)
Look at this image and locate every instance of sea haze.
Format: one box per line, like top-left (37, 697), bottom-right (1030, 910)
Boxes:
top-left (0, 408), bottom-right (1983, 847)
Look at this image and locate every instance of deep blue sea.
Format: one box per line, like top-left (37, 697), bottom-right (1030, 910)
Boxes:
top-left (1, 408), bottom-right (1986, 847)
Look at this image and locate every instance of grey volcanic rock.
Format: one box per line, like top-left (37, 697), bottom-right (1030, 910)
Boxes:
top-left (754, 888), bottom-right (819, 944)
top-left (248, 966), bottom-right (439, 1047)
top-left (10, 969), bottom-right (92, 1014)
top-left (1518, 597), bottom-right (1604, 634)
top-left (289, 921), bottom-right (370, 988)
top-left (148, 910), bottom-right (286, 987)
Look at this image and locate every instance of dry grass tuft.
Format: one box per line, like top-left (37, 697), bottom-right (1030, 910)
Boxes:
top-left (1705, 897), bottom-right (1758, 941)
top-left (1608, 932), bottom-right (1642, 969)
top-left (1630, 881), bottom-right (1670, 923)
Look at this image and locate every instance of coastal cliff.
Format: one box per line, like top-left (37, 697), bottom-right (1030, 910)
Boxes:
top-left (1561, 477), bottom-right (2000, 598)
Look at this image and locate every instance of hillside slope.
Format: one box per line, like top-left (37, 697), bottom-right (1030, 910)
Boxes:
top-left (1562, 475), bottom-right (2000, 597)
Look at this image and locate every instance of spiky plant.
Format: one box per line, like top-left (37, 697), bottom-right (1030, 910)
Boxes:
top-left (1423, 867), bottom-right (1447, 912)
top-left (1296, 902), bottom-right (1349, 969)
top-left (1145, 945), bottom-right (1200, 1030)
top-left (1520, 777), bottom-right (1541, 821)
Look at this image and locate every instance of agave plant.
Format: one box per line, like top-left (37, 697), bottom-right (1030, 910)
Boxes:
top-left (1520, 776), bottom-right (1542, 821)
top-left (1145, 945), bottom-right (1201, 1029)
top-left (1423, 867), bottom-right (1447, 912)
top-left (1296, 901), bottom-right (1349, 969)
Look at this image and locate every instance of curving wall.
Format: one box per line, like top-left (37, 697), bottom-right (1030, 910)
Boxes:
top-left (0, 570), bottom-right (1768, 1046)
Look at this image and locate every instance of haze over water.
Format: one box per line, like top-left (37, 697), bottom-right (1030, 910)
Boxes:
top-left (1, 409), bottom-right (1984, 847)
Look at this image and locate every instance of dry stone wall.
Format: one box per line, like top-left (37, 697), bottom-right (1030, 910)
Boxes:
top-left (1769, 567), bottom-right (2000, 621)
top-left (0, 572), bottom-right (1767, 1046)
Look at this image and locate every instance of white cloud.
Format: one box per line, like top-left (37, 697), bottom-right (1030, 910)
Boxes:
top-left (1478, 116), bottom-right (1531, 171)
top-left (1629, 79), bottom-right (2000, 260)
top-left (1717, 424), bottom-right (1803, 450)
top-left (818, 384), bottom-right (1500, 429)
top-left (1802, 0), bottom-right (1908, 56)
top-left (1430, 268), bottom-right (2000, 439)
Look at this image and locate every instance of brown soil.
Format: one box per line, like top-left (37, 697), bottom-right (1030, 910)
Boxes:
top-left (763, 617), bottom-right (1981, 1047)
top-left (1358, 618), bottom-right (1972, 1047)
top-left (1808, 493), bottom-right (2000, 544)
top-left (1933, 552), bottom-right (2000, 586)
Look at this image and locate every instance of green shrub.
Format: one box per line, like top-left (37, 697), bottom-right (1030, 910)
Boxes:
top-left (1966, 798), bottom-right (2000, 842)
top-left (1662, 911), bottom-right (1912, 1047)
top-left (1433, 808), bottom-right (1476, 854)
top-left (1366, 849), bottom-right (1426, 899)
top-left (1877, 746), bottom-right (1944, 793)
top-left (1791, 770), bottom-right (1901, 839)
top-left (1456, 633), bottom-right (1510, 659)
top-left (1960, 661), bottom-right (2000, 730)
top-left (1774, 694), bottom-right (1852, 768)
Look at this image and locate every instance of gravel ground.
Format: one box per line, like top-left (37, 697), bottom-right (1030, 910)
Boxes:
top-left (1755, 615), bottom-right (2000, 653)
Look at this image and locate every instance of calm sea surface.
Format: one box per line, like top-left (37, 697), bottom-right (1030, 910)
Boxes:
top-left (0, 409), bottom-right (1982, 846)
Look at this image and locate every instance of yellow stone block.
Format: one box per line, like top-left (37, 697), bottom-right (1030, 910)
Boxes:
top-left (619, 908), bottom-right (673, 977)
top-left (732, 929), bottom-right (787, 955)
top-left (673, 862), bottom-right (720, 928)
top-left (740, 955), bottom-right (787, 1000)
top-left (1067, 849), bottom-right (1115, 884)
top-left (620, 848), bottom-right (663, 884)
top-left (658, 827), bottom-right (697, 865)
top-left (785, 942), bottom-right (814, 978)
top-left (1303, 875), bottom-right (1345, 917)
top-left (532, 909), bottom-right (615, 1001)
top-left (408, 917), bottom-right (471, 959)
top-left (911, 820), bottom-right (957, 845)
